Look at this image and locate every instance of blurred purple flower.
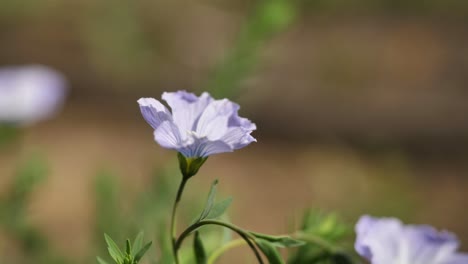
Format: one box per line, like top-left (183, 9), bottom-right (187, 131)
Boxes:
top-left (355, 215), bottom-right (468, 264)
top-left (138, 91), bottom-right (256, 158)
top-left (0, 65), bottom-right (68, 126)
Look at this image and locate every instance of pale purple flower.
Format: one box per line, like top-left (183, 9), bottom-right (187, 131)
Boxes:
top-left (138, 91), bottom-right (256, 158)
top-left (355, 215), bottom-right (468, 264)
top-left (0, 65), bottom-right (67, 126)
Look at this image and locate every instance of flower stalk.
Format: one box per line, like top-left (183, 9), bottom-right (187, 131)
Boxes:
top-left (170, 176), bottom-right (188, 264)
top-left (175, 219), bottom-right (264, 264)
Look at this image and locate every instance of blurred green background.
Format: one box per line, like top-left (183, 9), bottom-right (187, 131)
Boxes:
top-left (1, 0), bottom-right (468, 263)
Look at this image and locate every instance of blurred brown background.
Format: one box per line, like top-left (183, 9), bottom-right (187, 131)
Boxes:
top-left (1, 0), bottom-right (468, 260)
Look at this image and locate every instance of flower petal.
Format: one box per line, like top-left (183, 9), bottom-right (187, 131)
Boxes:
top-left (355, 215), bottom-right (402, 264)
top-left (154, 121), bottom-right (183, 150)
top-left (142, 90), bottom-right (256, 158)
top-left (221, 127), bottom-right (257, 149)
top-left (199, 140), bottom-right (233, 157)
top-left (355, 216), bottom-right (468, 264)
top-left (228, 113), bottom-right (257, 131)
top-left (162, 91), bottom-right (213, 137)
top-left (448, 254), bottom-right (468, 264)
top-left (196, 99), bottom-right (239, 140)
top-left (405, 226), bottom-right (460, 264)
top-left (138, 97), bottom-right (172, 129)
top-left (178, 137), bottom-right (232, 158)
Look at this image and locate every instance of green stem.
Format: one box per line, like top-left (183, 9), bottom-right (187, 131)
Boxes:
top-left (206, 231), bottom-right (337, 263)
top-left (170, 177), bottom-right (188, 264)
top-left (175, 220), bottom-right (264, 264)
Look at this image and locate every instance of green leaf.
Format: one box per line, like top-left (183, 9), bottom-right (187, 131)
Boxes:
top-left (132, 232), bottom-right (144, 253)
top-left (193, 231), bottom-right (207, 264)
top-left (104, 234), bottom-right (124, 262)
top-left (97, 257), bottom-right (110, 264)
top-left (301, 210), bottom-right (350, 241)
top-left (255, 239), bottom-right (284, 264)
top-left (197, 179), bottom-right (219, 221)
top-left (205, 197), bottom-right (233, 220)
top-left (125, 239), bottom-right (132, 256)
top-left (134, 241), bottom-right (152, 263)
top-left (251, 232), bottom-right (305, 248)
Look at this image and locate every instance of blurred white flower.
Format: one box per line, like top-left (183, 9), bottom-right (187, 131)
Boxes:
top-left (355, 215), bottom-right (468, 264)
top-left (0, 65), bottom-right (68, 126)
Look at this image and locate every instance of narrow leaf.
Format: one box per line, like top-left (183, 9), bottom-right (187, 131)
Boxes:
top-left (133, 232), bottom-right (144, 253)
top-left (206, 197), bottom-right (233, 219)
top-left (134, 241), bottom-right (152, 263)
top-left (104, 234), bottom-right (124, 262)
top-left (96, 257), bottom-right (109, 264)
top-left (125, 239), bottom-right (132, 256)
top-left (193, 231), bottom-right (207, 264)
top-left (256, 239), bottom-right (284, 264)
top-left (198, 179), bottom-right (218, 221)
top-left (251, 232), bottom-right (305, 248)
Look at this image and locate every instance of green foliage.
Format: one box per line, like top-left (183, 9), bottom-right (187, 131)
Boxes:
top-left (9, 154), bottom-right (48, 208)
top-left (287, 210), bottom-right (358, 264)
top-left (0, 156), bottom-right (47, 249)
top-left (134, 239), bottom-right (153, 263)
top-left (0, 125), bottom-right (20, 148)
top-left (205, 197), bottom-right (233, 220)
top-left (92, 165), bottom-right (189, 264)
top-left (0, 154), bottom-right (72, 264)
top-left (255, 238), bottom-right (285, 264)
top-left (299, 210), bottom-right (350, 242)
top-left (250, 232), bottom-right (305, 248)
top-left (196, 180), bottom-right (233, 222)
top-left (193, 231), bottom-right (207, 264)
top-left (95, 169), bottom-right (123, 251)
top-left (99, 233), bottom-right (152, 264)
top-left (198, 180), bottom-right (219, 222)
top-left (80, 0), bottom-right (158, 83)
top-left (206, 0), bottom-right (297, 98)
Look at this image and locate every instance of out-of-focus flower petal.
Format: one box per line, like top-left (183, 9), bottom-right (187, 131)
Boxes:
top-left (448, 254), bottom-right (468, 264)
top-left (355, 215), bottom-right (401, 264)
top-left (0, 65), bottom-right (67, 125)
top-left (138, 98), bottom-right (172, 129)
top-left (355, 215), bottom-right (468, 264)
top-left (405, 225), bottom-right (460, 263)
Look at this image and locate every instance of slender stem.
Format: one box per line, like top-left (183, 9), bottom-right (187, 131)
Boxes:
top-left (175, 220), bottom-right (264, 264)
top-left (237, 233), bottom-right (263, 264)
top-left (207, 238), bottom-right (246, 264)
top-left (170, 178), bottom-right (188, 264)
top-left (206, 231), bottom-right (336, 264)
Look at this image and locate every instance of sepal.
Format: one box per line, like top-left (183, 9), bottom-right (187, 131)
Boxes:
top-left (177, 152), bottom-right (208, 180)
